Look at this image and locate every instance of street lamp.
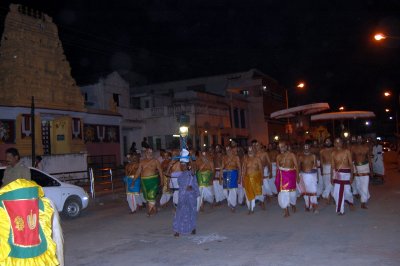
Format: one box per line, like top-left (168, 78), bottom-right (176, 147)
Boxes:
top-left (285, 81), bottom-right (306, 109)
top-left (373, 33), bottom-right (400, 41)
top-left (374, 33), bottom-right (386, 41)
top-left (339, 106), bottom-right (345, 111)
top-left (178, 114), bottom-right (190, 150)
top-left (383, 90), bottom-right (399, 134)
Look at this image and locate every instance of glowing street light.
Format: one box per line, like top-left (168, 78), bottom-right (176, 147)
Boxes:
top-left (385, 108), bottom-right (390, 113)
top-left (384, 91), bottom-right (391, 97)
top-left (343, 131), bottom-right (349, 138)
top-left (374, 33), bottom-right (386, 41)
top-left (365, 121), bottom-right (370, 126)
top-left (389, 116), bottom-right (393, 120)
top-left (339, 106), bottom-right (345, 111)
top-left (297, 82), bottom-right (305, 89)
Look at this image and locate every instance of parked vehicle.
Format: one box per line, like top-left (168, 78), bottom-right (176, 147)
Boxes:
top-left (0, 167), bottom-right (89, 218)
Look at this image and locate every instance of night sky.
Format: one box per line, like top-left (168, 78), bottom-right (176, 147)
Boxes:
top-left (1, 0), bottom-right (400, 125)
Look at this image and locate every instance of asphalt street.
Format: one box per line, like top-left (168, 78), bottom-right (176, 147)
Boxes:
top-left (63, 161), bottom-right (400, 266)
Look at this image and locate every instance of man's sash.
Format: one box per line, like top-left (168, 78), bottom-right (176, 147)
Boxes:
top-left (244, 171), bottom-right (262, 201)
top-left (275, 168), bottom-right (296, 192)
top-left (354, 162), bottom-right (370, 176)
top-left (322, 164), bottom-right (331, 176)
top-left (333, 169), bottom-right (351, 213)
top-left (124, 176), bottom-right (141, 194)
top-left (141, 174), bottom-right (159, 203)
top-left (223, 169), bottom-right (239, 189)
top-left (196, 170), bottom-right (213, 187)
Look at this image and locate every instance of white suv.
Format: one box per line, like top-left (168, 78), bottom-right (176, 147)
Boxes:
top-left (0, 167), bottom-right (89, 219)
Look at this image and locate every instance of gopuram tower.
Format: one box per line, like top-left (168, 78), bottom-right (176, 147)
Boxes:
top-left (0, 4), bottom-right (84, 111)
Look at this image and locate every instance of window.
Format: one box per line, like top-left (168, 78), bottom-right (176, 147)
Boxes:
top-left (145, 100), bottom-right (150, 108)
top-left (241, 90), bottom-right (249, 96)
top-left (240, 109), bottom-right (246, 128)
top-left (30, 169), bottom-right (60, 187)
top-left (0, 169), bottom-right (4, 186)
top-left (233, 108), bottom-right (240, 128)
top-left (130, 97), bottom-right (141, 109)
top-left (113, 93), bottom-right (120, 107)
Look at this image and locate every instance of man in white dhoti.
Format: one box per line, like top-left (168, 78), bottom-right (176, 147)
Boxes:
top-left (352, 136), bottom-right (371, 209)
top-left (372, 141), bottom-right (385, 179)
top-left (195, 149), bottom-right (215, 211)
top-left (320, 138), bottom-right (333, 204)
top-left (298, 142), bottom-right (318, 213)
top-left (275, 141), bottom-right (299, 218)
top-left (310, 141), bottom-right (323, 198)
top-left (220, 146), bottom-right (241, 212)
top-left (213, 145), bottom-right (226, 204)
top-left (167, 150), bottom-right (183, 207)
top-left (267, 143), bottom-right (279, 196)
top-left (331, 138), bottom-right (354, 215)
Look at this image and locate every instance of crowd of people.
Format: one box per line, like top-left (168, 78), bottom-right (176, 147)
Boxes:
top-left (124, 137), bottom-right (385, 236)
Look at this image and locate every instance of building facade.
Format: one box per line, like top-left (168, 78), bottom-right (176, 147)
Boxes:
top-left (82, 69), bottom-right (286, 155)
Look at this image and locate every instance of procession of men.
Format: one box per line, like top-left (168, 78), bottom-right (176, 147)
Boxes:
top-left (123, 136), bottom-right (380, 235)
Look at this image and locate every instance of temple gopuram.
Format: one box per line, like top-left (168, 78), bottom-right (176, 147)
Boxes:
top-left (0, 4), bottom-right (122, 171)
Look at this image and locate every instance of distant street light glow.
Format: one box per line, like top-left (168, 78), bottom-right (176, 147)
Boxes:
top-left (374, 33), bottom-right (386, 41)
top-left (339, 106), bottom-right (345, 111)
top-left (365, 121), bottom-right (370, 126)
top-left (385, 108), bottom-right (390, 112)
top-left (297, 82), bottom-right (305, 88)
top-left (389, 116), bottom-right (393, 120)
top-left (384, 91), bottom-right (391, 97)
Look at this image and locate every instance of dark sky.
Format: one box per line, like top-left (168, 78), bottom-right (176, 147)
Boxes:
top-left (1, 0), bottom-right (400, 119)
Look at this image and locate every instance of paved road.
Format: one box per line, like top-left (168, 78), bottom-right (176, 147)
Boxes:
top-left (63, 163), bottom-right (400, 266)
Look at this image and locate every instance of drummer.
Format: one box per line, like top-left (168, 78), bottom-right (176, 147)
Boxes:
top-left (220, 145), bottom-right (241, 212)
top-left (124, 152), bottom-right (143, 214)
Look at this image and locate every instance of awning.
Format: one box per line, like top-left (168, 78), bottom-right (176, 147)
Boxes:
top-left (270, 103), bottom-right (330, 119)
top-left (311, 111), bottom-right (375, 121)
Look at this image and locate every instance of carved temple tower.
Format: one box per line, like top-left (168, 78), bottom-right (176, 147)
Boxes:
top-left (0, 4), bottom-right (86, 156)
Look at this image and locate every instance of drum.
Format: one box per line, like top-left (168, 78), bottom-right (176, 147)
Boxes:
top-left (124, 176), bottom-right (141, 193)
top-left (223, 170), bottom-right (238, 189)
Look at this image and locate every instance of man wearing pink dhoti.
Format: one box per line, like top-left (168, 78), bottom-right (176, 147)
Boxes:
top-left (275, 141), bottom-right (299, 218)
top-left (331, 138), bottom-right (354, 215)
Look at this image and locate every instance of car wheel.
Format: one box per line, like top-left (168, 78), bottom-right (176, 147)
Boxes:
top-left (63, 197), bottom-right (82, 219)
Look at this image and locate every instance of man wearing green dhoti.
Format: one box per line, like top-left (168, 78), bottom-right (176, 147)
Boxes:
top-left (136, 148), bottom-right (163, 216)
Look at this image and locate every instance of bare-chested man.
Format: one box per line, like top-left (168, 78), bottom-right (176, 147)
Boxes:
top-left (311, 140), bottom-right (323, 197)
top-left (124, 153), bottom-right (143, 213)
top-left (166, 149), bottom-right (183, 207)
top-left (213, 145), bottom-right (226, 204)
top-left (160, 151), bottom-right (173, 207)
top-left (135, 148), bottom-right (163, 216)
top-left (267, 143), bottom-right (279, 195)
top-left (331, 138), bottom-right (354, 215)
top-left (298, 142), bottom-right (318, 213)
top-left (252, 141), bottom-right (273, 201)
top-left (196, 148), bottom-right (215, 211)
top-left (351, 136), bottom-right (371, 209)
top-left (220, 145), bottom-right (241, 212)
top-left (242, 146), bottom-right (264, 214)
top-left (276, 141), bottom-right (299, 218)
top-left (320, 138), bottom-right (333, 203)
